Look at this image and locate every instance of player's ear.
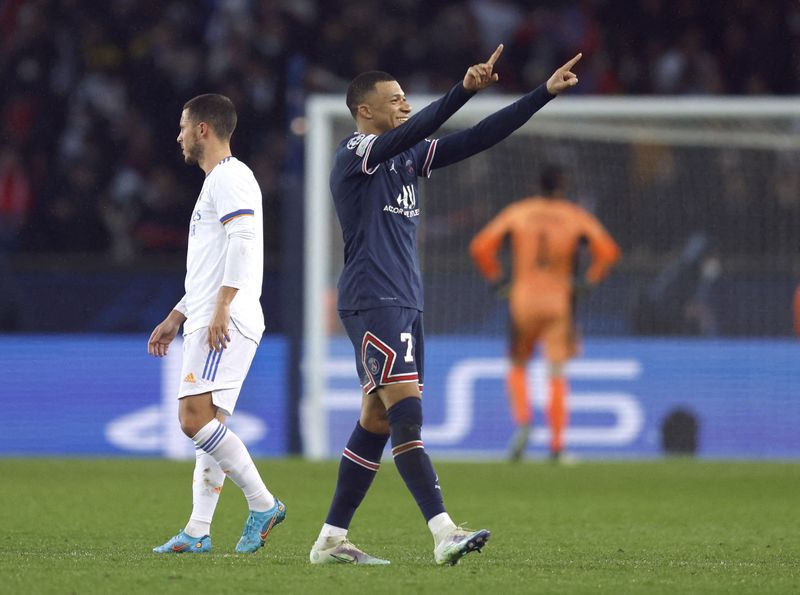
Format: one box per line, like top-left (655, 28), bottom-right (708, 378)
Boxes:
top-left (356, 104), bottom-right (372, 120)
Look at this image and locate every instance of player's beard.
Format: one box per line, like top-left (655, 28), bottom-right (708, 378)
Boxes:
top-left (182, 136), bottom-right (203, 165)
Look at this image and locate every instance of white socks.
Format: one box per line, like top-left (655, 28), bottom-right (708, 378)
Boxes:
top-left (184, 450), bottom-right (225, 538)
top-left (428, 512), bottom-right (457, 545)
top-left (192, 419), bottom-right (275, 513)
top-left (313, 516), bottom-right (457, 550)
top-left (314, 523), bottom-right (348, 549)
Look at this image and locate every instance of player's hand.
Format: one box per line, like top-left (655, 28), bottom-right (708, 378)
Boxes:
top-left (208, 304), bottom-right (232, 353)
top-left (546, 53), bottom-right (582, 95)
top-left (148, 317), bottom-right (181, 357)
top-left (463, 44), bottom-right (504, 92)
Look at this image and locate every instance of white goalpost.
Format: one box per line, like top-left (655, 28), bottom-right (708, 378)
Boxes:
top-left (302, 92), bottom-right (800, 460)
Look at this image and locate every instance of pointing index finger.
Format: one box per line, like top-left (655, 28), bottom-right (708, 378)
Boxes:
top-left (486, 43), bottom-right (504, 67)
top-left (562, 52), bottom-right (582, 70)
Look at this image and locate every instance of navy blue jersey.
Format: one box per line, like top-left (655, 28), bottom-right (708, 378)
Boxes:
top-left (331, 81), bottom-right (554, 312)
top-left (332, 133), bottom-right (437, 310)
top-left (331, 82), bottom-right (474, 311)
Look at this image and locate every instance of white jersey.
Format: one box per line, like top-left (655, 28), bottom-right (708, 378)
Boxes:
top-left (177, 156), bottom-right (265, 343)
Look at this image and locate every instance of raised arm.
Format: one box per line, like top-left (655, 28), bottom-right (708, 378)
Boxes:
top-left (364, 45), bottom-right (505, 168)
top-left (430, 54), bottom-right (582, 169)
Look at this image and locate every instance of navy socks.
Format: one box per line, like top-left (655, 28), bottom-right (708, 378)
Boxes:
top-left (325, 397), bottom-right (447, 528)
top-left (388, 397), bottom-right (446, 522)
top-left (325, 422), bottom-right (389, 529)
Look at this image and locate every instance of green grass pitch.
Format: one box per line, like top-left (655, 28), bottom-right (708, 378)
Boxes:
top-left (1, 458), bottom-right (798, 594)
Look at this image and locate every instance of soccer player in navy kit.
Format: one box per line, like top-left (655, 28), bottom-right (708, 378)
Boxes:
top-left (309, 45), bottom-right (582, 566)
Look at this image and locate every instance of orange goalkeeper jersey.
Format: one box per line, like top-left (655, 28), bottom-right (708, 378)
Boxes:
top-left (470, 197), bottom-right (621, 316)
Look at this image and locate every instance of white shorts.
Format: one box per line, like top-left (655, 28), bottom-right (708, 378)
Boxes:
top-left (178, 327), bottom-right (258, 416)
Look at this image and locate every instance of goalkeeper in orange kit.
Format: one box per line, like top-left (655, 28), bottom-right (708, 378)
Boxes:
top-left (470, 166), bottom-right (621, 461)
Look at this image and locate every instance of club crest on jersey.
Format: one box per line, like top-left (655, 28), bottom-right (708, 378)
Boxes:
top-left (405, 159), bottom-right (414, 174)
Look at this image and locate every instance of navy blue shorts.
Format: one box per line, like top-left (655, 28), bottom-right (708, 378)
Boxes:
top-left (339, 307), bottom-right (425, 394)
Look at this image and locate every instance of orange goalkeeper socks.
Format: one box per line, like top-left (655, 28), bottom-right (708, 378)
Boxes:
top-left (506, 365), bottom-right (532, 426)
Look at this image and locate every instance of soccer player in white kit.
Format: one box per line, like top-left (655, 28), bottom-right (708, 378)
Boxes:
top-left (148, 94), bottom-right (285, 554)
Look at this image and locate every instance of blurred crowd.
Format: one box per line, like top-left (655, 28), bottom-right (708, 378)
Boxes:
top-left (1, 0), bottom-right (798, 262)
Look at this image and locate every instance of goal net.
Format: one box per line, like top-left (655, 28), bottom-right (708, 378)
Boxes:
top-left (302, 93), bottom-right (800, 460)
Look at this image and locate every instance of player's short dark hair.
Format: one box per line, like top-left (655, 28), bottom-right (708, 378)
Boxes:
top-left (346, 71), bottom-right (396, 119)
top-left (183, 94), bottom-right (237, 140)
top-left (540, 165), bottom-right (566, 196)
